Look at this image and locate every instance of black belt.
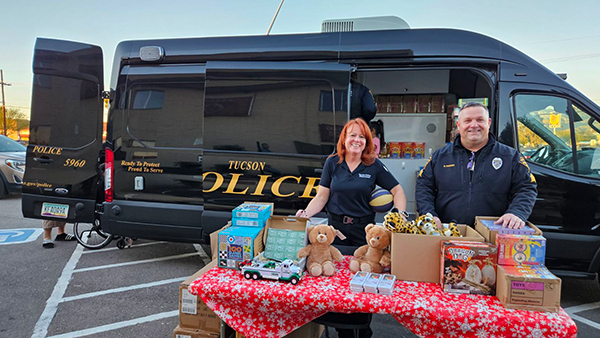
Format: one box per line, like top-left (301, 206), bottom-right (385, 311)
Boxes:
top-left (329, 213), bottom-right (373, 225)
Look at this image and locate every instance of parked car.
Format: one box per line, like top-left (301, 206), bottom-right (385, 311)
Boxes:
top-left (0, 135), bottom-right (26, 198)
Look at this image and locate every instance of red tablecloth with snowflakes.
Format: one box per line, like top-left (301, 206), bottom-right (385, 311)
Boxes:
top-left (189, 257), bottom-right (577, 338)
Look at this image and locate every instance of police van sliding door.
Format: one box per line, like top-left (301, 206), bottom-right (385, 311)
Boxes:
top-left (22, 38), bottom-right (104, 223)
top-left (117, 65), bottom-right (205, 207)
top-left (202, 61), bottom-right (350, 225)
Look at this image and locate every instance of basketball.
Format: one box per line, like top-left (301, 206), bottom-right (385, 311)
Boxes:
top-left (370, 187), bottom-right (394, 213)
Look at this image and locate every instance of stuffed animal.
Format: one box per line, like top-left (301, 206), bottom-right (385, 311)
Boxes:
top-left (349, 224), bottom-right (392, 273)
top-left (297, 224), bottom-right (343, 277)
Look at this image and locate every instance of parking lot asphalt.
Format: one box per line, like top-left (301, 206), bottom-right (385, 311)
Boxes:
top-left (1, 194), bottom-right (600, 337)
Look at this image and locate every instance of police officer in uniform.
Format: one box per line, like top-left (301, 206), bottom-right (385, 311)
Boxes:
top-left (296, 118), bottom-right (406, 338)
top-left (416, 102), bottom-right (537, 229)
top-left (350, 72), bottom-right (377, 125)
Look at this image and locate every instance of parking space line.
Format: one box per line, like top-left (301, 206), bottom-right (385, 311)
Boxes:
top-left (72, 252), bottom-right (200, 273)
top-left (193, 243), bottom-right (211, 265)
top-left (564, 301), bottom-right (600, 314)
top-left (32, 244), bottom-right (85, 338)
top-left (60, 277), bottom-right (187, 303)
top-left (81, 241), bottom-right (167, 254)
top-left (569, 313), bottom-right (600, 331)
top-left (45, 310), bottom-right (178, 338)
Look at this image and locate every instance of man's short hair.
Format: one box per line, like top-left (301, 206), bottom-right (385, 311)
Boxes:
top-left (458, 102), bottom-right (489, 119)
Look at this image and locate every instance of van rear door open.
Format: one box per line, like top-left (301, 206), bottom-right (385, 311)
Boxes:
top-left (201, 61), bottom-right (350, 229)
top-left (22, 38), bottom-right (104, 223)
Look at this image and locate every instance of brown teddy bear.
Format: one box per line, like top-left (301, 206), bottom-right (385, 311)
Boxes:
top-left (297, 224), bottom-right (343, 277)
top-left (350, 224), bottom-right (392, 274)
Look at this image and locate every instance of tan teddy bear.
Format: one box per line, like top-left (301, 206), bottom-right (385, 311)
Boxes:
top-left (297, 224), bottom-right (343, 277)
top-left (350, 224), bottom-right (392, 274)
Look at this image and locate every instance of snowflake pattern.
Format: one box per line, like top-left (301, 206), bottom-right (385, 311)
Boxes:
top-left (188, 257), bottom-right (577, 338)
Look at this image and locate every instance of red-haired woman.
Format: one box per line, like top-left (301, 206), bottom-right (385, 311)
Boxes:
top-left (296, 118), bottom-right (406, 251)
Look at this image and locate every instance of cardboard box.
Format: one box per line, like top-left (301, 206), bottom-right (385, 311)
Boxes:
top-left (430, 95), bottom-right (445, 113)
top-left (475, 216), bottom-right (542, 244)
top-left (231, 322), bottom-right (324, 338)
top-left (496, 265), bottom-right (561, 312)
top-left (263, 216), bottom-right (308, 264)
top-left (218, 226), bottom-right (265, 269)
top-left (179, 260), bottom-right (221, 332)
top-left (232, 202), bottom-right (273, 219)
top-left (417, 95), bottom-right (432, 113)
top-left (173, 325), bottom-right (219, 338)
top-left (391, 224), bottom-right (484, 283)
top-left (441, 240), bottom-right (497, 295)
top-left (402, 95), bottom-right (418, 113)
top-left (497, 234), bottom-right (546, 266)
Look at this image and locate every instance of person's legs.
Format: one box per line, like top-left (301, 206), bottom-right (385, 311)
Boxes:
top-left (42, 220), bottom-right (55, 248)
top-left (54, 222), bottom-right (75, 241)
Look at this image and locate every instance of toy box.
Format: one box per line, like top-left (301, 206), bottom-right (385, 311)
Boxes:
top-left (232, 202), bottom-right (272, 219)
top-left (413, 142), bottom-right (425, 159)
top-left (262, 216), bottom-right (308, 269)
top-left (391, 224), bottom-right (484, 283)
top-left (218, 226), bottom-right (265, 269)
top-left (497, 234), bottom-right (546, 266)
top-left (377, 274), bottom-right (396, 295)
top-left (401, 142), bottom-right (414, 158)
top-left (496, 265), bottom-right (561, 312)
top-left (231, 217), bottom-right (268, 227)
top-left (350, 271), bottom-right (370, 293)
top-left (475, 216), bottom-right (540, 244)
top-left (441, 240), bottom-right (498, 295)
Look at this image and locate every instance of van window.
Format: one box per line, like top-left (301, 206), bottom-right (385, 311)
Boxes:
top-left (29, 75), bottom-right (99, 147)
top-left (127, 83), bottom-right (204, 148)
top-left (515, 94), bottom-right (600, 177)
top-left (204, 79), bottom-right (340, 155)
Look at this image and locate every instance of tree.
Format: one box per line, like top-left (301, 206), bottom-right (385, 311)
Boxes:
top-left (0, 107), bottom-right (29, 139)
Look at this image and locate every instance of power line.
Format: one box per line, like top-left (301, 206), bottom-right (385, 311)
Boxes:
top-left (521, 34), bottom-right (600, 46)
top-left (540, 52), bottom-right (600, 63)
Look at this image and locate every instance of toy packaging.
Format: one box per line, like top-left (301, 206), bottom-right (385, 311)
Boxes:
top-left (377, 274), bottom-right (396, 295)
top-left (263, 216), bottom-right (308, 270)
top-left (218, 226), bottom-right (264, 269)
top-left (363, 273), bottom-right (382, 294)
top-left (232, 202), bottom-right (272, 219)
top-left (401, 142), bottom-right (414, 159)
top-left (413, 142), bottom-right (425, 159)
top-left (496, 265), bottom-right (561, 312)
top-left (231, 217), bottom-right (268, 228)
top-left (441, 240), bottom-right (498, 295)
top-left (477, 218), bottom-right (536, 236)
top-left (350, 271), bottom-right (370, 293)
top-left (497, 234), bottom-right (546, 266)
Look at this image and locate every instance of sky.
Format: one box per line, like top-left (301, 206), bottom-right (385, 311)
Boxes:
top-left (2, 0), bottom-right (600, 117)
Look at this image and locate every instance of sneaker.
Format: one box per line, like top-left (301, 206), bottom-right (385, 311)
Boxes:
top-left (55, 233), bottom-right (76, 241)
top-left (42, 239), bottom-right (54, 248)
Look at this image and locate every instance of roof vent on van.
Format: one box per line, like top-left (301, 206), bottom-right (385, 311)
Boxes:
top-left (321, 16), bottom-right (410, 32)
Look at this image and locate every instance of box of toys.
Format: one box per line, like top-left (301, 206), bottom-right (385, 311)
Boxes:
top-left (231, 202), bottom-right (273, 227)
top-left (441, 240), bottom-right (498, 295)
top-left (475, 216), bottom-right (541, 244)
top-left (262, 216), bottom-right (308, 268)
top-left (349, 272), bottom-right (396, 295)
top-left (218, 226), bottom-right (265, 269)
top-left (497, 234), bottom-right (546, 266)
top-left (391, 224), bottom-right (484, 283)
top-left (496, 265), bottom-right (561, 312)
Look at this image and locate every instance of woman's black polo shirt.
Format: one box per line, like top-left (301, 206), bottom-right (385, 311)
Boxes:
top-left (320, 155), bottom-right (399, 218)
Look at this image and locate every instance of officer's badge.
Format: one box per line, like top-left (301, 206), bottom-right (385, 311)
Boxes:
top-left (492, 157), bottom-right (503, 170)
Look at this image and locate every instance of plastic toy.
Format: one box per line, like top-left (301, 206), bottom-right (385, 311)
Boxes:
top-left (241, 259), bottom-right (303, 285)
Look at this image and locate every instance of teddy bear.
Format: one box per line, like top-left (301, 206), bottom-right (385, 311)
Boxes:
top-left (297, 224), bottom-right (343, 277)
top-left (350, 224), bottom-right (392, 274)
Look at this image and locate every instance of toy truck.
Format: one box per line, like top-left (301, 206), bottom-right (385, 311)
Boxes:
top-left (241, 259), bottom-right (303, 285)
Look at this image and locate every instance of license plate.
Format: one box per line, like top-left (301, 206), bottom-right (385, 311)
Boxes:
top-left (41, 203), bottom-right (69, 219)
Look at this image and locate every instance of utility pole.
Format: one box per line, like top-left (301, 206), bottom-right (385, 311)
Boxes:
top-left (1, 69), bottom-right (12, 136)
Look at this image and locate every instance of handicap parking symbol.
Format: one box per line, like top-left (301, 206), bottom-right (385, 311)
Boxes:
top-left (0, 228), bottom-right (43, 245)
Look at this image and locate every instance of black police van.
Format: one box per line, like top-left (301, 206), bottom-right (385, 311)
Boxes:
top-left (22, 26), bottom-right (600, 281)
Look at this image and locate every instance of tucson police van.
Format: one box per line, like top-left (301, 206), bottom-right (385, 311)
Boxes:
top-left (22, 19), bottom-right (600, 281)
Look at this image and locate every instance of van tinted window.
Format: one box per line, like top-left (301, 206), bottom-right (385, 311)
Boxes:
top-left (29, 74), bottom-right (99, 147)
top-left (204, 79), bottom-right (341, 155)
top-left (127, 83), bottom-right (204, 148)
top-left (515, 94), bottom-right (600, 177)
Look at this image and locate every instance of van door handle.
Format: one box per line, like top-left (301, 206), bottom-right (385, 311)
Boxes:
top-left (314, 168), bottom-right (323, 174)
top-left (33, 157), bottom-right (54, 164)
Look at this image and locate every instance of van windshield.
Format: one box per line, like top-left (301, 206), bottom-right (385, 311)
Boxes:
top-left (0, 136), bottom-right (26, 152)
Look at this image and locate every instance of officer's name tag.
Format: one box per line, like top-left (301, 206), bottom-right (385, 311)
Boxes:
top-left (359, 174), bottom-right (371, 179)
